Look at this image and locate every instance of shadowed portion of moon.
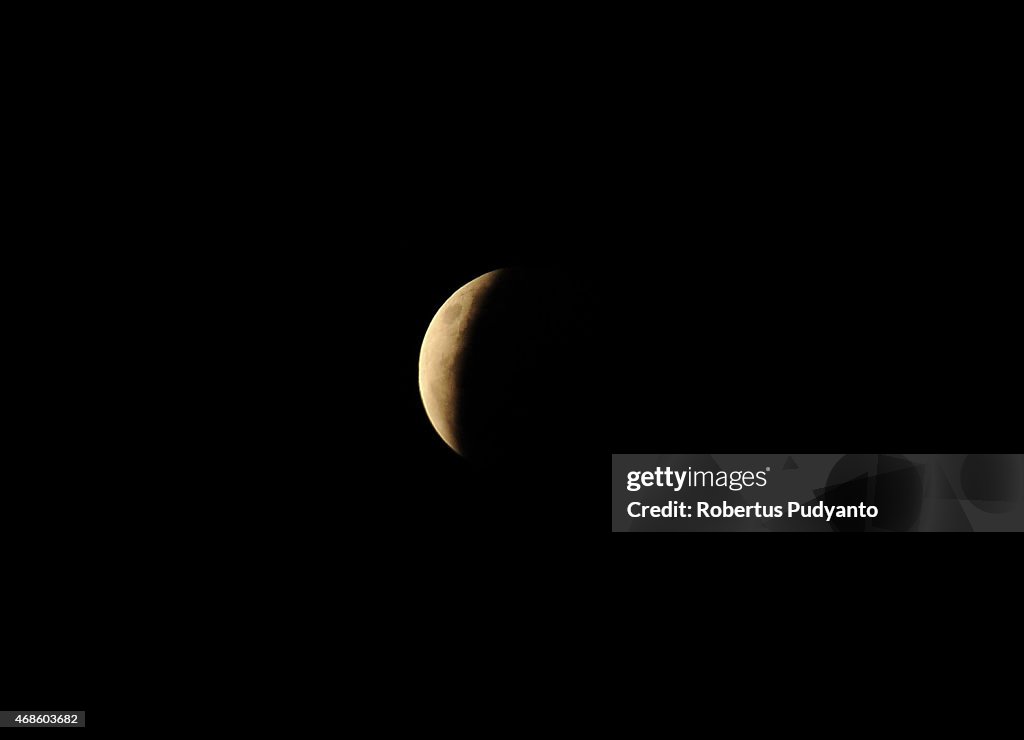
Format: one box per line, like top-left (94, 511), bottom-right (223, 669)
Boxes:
top-left (419, 268), bottom-right (601, 462)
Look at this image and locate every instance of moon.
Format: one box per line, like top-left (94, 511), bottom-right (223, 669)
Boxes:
top-left (418, 270), bottom-right (504, 456)
top-left (419, 268), bottom-right (602, 462)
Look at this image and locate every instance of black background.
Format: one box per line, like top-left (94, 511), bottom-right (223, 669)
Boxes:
top-left (4, 20), bottom-right (1020, 723)
top-left (3, 294), bottom-right (92, 722)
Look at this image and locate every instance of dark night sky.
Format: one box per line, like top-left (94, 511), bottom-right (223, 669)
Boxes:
top-left (6, 14), bottom-right (1020, 727)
